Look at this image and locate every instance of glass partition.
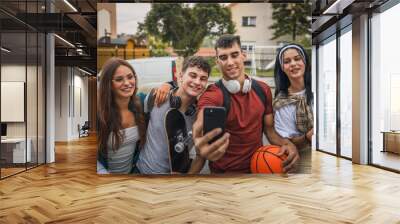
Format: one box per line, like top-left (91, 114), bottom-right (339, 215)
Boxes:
top-left (27, 31), bottom-right (38, 169)
top-left (1, 31), bottom-right (28, 177)
top-left (0, 1), bottom-right (46, 179)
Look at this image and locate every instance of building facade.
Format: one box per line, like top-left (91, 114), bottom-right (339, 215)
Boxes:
top-left (97, 3), bottom-right (117, 39)
top-left (97, 36), bottom-right (150, 71)
top-left (228, 3), bottom-right (289, 70)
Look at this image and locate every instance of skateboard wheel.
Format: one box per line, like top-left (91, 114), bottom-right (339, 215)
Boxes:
top-left (175, 142), bottom-right (185, 153)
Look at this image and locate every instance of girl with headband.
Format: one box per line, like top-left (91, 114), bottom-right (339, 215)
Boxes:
top-left (272, 44), bottom-right (314, 172)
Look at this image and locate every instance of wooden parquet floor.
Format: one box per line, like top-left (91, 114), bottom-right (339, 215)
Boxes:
top-left (1, 135), bottom-right (400, 223)
top-left (1, 167), bottom-right (26, 177)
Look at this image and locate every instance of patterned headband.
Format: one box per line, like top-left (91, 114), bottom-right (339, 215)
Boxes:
top-left (278, 45), bottom-right (306, 69)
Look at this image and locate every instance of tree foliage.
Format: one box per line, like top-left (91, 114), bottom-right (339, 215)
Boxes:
top-left (138, 3), bottom-right (235, 57)
top-left (269, 2), bottom-right (311, 42)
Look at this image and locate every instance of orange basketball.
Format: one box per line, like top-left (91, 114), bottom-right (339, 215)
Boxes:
top-left (250, 145), bottom-right (287, 174)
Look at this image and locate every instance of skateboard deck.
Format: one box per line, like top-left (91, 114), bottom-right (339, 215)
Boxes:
top-left (165, 108), bottom-right (192, 173)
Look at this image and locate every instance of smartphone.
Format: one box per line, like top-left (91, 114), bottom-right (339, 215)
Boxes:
top-left (203, 106), bottom-right (226, 144)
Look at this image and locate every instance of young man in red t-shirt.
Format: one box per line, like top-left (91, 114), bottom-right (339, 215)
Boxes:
top-left (192, 34), bottom-right (299, 173)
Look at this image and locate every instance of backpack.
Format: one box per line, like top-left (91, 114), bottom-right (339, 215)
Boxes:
top-left (214, 79), bottom-right (267, 116)
top-left (140, 81), bottom-right (178, 126)
top-left (140, 88), bottom-right (157, 127)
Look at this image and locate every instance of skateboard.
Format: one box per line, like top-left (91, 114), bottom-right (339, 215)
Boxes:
top-left (165, 108), bottom-right (192, 173)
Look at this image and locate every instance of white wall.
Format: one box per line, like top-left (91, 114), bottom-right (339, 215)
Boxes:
top-left (55, 66), bottom-right (68, 141)
top-left (1, 65), bottom-right (26, 81)
top-left (1, 65), bottom-right (26, 133)
top-left (72, 72), bottom-right (89, 138)
top-left (54, 67), bottom-right (89, 141)
top-left (1, 65), bottom-right (34, 137)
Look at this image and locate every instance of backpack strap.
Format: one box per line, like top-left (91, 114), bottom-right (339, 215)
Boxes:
top-left (142, 88), bottom-right (157, 126)
top-left (214, 79), bottom-right (267, 116)
top-left (214, 78), bottom-right (267, 135)
top-left (215, 79), bottom-right (231, 115)
top-left (251, 79), bottom-right (267, 136)
top-left (144, 88), bottom-right (156, 114)
top-left (251, 79), bottom-right (266, 115)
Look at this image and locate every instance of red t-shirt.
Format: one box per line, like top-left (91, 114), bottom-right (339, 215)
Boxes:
top-left (198, 80), bottom-right (273, 173)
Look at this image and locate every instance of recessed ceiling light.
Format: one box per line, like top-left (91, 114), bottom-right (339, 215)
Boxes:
top-left (78, 67), bottom-right (92, 76)
top-left (63, 0), bottom-right (78, 12)
top-left (54, 34), bottom-right (75, 48)
top-left (1, 47), bottom-right (11, 53)
top-left (322, 0), bottom-right (355, 15)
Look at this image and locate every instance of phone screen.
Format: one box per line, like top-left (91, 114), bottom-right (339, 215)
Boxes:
top-left (203, 107), bottom-right (226, 144)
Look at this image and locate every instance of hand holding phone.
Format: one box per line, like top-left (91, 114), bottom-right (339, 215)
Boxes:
top-left (203, 106), bottom-right (226, 144)
top-left (192, 107), bottom-right (230, 161)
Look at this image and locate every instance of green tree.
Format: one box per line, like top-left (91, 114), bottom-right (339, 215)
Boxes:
top-left (148, 35), bottom-right (170, 57)
top-left (269, 2), bottom-right (311, 42)
top-left (138, 3), bottom-right (235, 57)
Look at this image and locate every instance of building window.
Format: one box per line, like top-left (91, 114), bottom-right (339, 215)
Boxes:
top-left (241, 44), bottom-right (254, 53)
top-left (242, 17), bottom-right (256, 27)
top-left (339, 27), bottom-right (352, 159)
top-left (370, 2), bottom-right (400, 171)
top-left (317, 35), bottom-right (337, 155)
top-left (315, 25), bottom-right (352, 159)
top-left (241, 43), bottom-right (255, 67)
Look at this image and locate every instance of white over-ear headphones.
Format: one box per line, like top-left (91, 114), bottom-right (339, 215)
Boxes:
top-left (221, 77), bottom-right (252, 94)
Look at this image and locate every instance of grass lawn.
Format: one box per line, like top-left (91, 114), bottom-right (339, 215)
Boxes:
top-left (210, 66), bottom-right (274, 77)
